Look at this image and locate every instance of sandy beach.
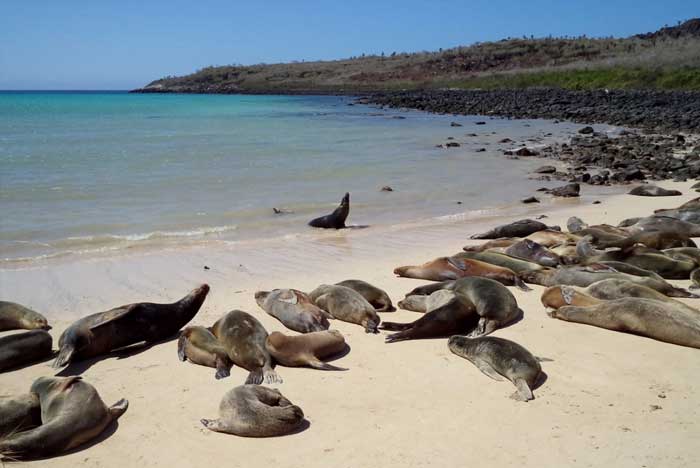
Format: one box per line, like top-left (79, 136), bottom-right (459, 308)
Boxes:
top-left (1, 180), bottom-right (698, 468)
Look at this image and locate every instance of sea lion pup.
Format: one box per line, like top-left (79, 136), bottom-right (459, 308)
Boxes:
top-left (177, 326), bottom-right (233, 380)
top-left (211, 310), bottom-right (281, 385)
top-left (628, 185), bottom-right (682, 197)
top-left (0, 393), bottom-right (40, 436)
top-left (381, 295), bottom-right (478, 343)
top-left (265, 330), bottom-right (348, 371)
top-left (462, 238), bottom-right (518, 252)
top-left (308, 192), bottom-right (350, 229)
top-left (335, 279), bottom-right (395, 312)
top-left (505, 239), bottom-right (561, 267)
top-left (201, 385), bottom-right (304, 437)
top-left (525, 229), bottom-right (580, 247)
top-left (596, 230), bottom-right (696, 251)
top-left (53, 284), bottom-right (210, 368)
top-left (398, 290), bottom-right (456, 313)
top-left (448, 336), bottom-right (543, 401)
top-left (0, 301), bottom-right (50, 332)
top-left (470, 219), bottom-right (556, 239)
top-left (394, 256), bottom-right (531, 291)
top-left (0, 330), bottom-right (53, 372)
top-left (547, 298), bottom-right (700, 349)
top-left (0, 376), bottom-right (128, 460)
top-left (308, 285), bottom-right (380, 333)
top-left (255, 289), bottom-right (330, 333)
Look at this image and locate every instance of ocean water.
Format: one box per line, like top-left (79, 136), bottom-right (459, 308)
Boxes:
top-left (0, 91), bottom-right (600, 264)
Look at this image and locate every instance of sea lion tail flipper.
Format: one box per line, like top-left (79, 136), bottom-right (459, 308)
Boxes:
top-left (307, 359), bottom-right (348, 371)
top-left (510, 378), bottom-right (534, 402)
top-left (52, 344), bottom-right (75, 368)
top-left (384, 330), bottom-right (412, 343)
top-left (177, 335), bottom-right (188, 362)
top-left (108, 399), bottom-right (129, 421)
top-left (200, 419), bottom-right (223, 432)
top-left (245, 369), bottom-right (264, 385)
top-left (379, 321), bottom-right (411, 331)
top-left (214, 358), bottom-right (232, 380)
top-left (514, 276), bottom-right (532, 292)
top-left (535, 356), bottom-right (554, 362)
top-left (471, 358), bottom-right (504, 381)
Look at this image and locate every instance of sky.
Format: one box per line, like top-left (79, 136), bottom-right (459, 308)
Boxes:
top-left (0, 1), bottom-right (696, 90)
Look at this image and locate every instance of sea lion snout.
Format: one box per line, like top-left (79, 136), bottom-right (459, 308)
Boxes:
top-left (196, 284), bottom-right (211, 295)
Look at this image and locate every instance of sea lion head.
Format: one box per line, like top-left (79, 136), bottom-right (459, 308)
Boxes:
top-left (254, 291), bottom-right (270, 308)
top-left (22, 310), bottom-right (51, 331)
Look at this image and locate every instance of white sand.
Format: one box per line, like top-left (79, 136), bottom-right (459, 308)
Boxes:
top-left (1, 180), bottom-right (698, 467)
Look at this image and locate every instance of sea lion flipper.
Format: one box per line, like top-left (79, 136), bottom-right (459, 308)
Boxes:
top-left (108, 399), bottom-right (129, 420)
top-left (514, 276), bottom-right (532, 292)
top-left (307, 359), bottom-right (348, 371)
top-left (177, 335), bottom-right (188, 362)
top-left (263, 367), bottom-right (282, 384)
top-left (471, 358), bottom-right (504, 381)
top-left (510, 378), bottom-right (534, 401)
top-left (245, 369), bottom-right (264, 385)
top-left (52, 344), bottom-right (76, 369)
top-left (379, 321), bottom-right (411, 331)
top-left (88, 304), bottom-right (140, 333)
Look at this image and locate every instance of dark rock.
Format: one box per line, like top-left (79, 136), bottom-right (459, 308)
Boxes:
top-left (499, 138), bottom-right (513, 143)
top-left (521, 196), bottom-right (540, 204)
top-left (533, 165), bottom-right (557, 174)
top-left (381, 186), bottom-right (394, 192)
top-left (203, 265), bottom-right (210, 270)
top-left (515, 147), bottom-right (539, 156)
top-left (548, 183), bottom-right (580, 197)
top-left (628, 185), bottom-right (682, 196)
top-left (450, 121), bottom-right (463, 127)
top-left (475, 121), bottom-right (486, 125)
top-left (578, 126), bottom-right (595, 134)
top-left (592, 200), bottom-right (601, 204)
top-left (445, 142), bottom-right (461, 148)
top-left (475, 148), bottom-right (486, 152)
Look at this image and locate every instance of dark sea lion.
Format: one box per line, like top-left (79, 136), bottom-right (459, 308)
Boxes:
top-left (548, 298), bottom-right (700, 349)
top-left (398, 290), bottom-right (456, 313)
top-left (448, 336), bottom-right (543, 401)
top-left (54, 284), bottom-right (209, 368)
top-left (308, 192), bottom-right (350, 229)
top-left (0, 376), bottom-right (128, 460)
top-left (628, 185), bottom-right (682, 197)
top-left (335, 279), bottom-right (395, 312)
top-left (0, 301), bottom-right (50, 332)
top-left (255, 289), bottom-right (330, 333)
top-left (504, 239), bottom-right (560, 267)
top-left (177, 326), bottom-right (233, 380)
top-left (404, 280), bottom-right (456, 297)
top-left (381, 294), bottom-right (478, 343)
top-left (308, 285), bottom-right (380, 333)
top-left (652, 198), bottom-right (700, 223)
top-left (0, 330), bottom-right (53, 372)
top-left (201, 385), bottom-right (304, 437)
top-left (265, 330), bottom-right (347, 371)
top-left (211, 310), bottom-right (281, 385)
top-left (470, 219), bottom-right (554, 239)
top-left (626, 216), bottom-right (700, 237)
top-left (655, 197), bottom-right (700, 213)
top-left (462, 238), bottom-right (518, 252)
top-left (596, 231), bottom-right (696, 251)
top-left (0, 393), bottom-right (40, 436)
top-left (692, 268), bottom-right (700, 289)
top-left (450, 277), bottom-right (521, 336)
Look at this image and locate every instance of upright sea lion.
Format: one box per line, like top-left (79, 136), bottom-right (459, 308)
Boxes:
top-left (0, 301), bottom-right (50, 332)
top-left (335, 279), bottom-right (395, 312)
top-left (0, 330), bottom-right (53, 372)
top-left (398, 290), bottom-right (456, 313)
top-left (470, 219), bottom-right (555, 239)
top-left (504, 239), bottom-right (560, 267)
top-left (628, 185), bottom-right (682, 197)
top-left (177, 326), bottom-right (233, 379)
top-left (54, 284), bottom-right (209, 368)
top-left (265, 330), bottom-right (347, 371)
top-left (201, 385), bottom-right (304, 437)
top-left (255, 289), bottom-right (330, 333)
top-left (448, 336), bottom-right (543, 401)
top-left (547, 298), bottom-right (700, 349)
top-left (0, 393), bottom-right (40, 436)
top-left (0, 376), bottom-right (128, 460)
top-left (309, 285), bottom-right (380, 333)
top-left (211, 310), bottom-right (281, 385)
top-left (308, 193), bottom-right (350, 229)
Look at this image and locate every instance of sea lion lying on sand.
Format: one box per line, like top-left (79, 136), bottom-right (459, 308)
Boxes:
top-left (335, 279), bottom-right (395, 312)
top-left (0, 301), bottom-right (50, 332)
top-left (265, 330), bottom-right (347, 371)
top-left (178, 326), bottom-right (233, 379)
top-left (255, 289), bottom-right (330, 333)
top-left (309, 285), bottom-right (380, 333)
top-left (504, 239), bottom-right (560, 267)
top-left (0, 330), bottom-right (53, 372)
top-left (470, 219), bottom-right (557, 239)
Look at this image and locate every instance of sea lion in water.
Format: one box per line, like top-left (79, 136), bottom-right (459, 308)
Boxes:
top-left (0, 301), bottom-right (50, 332)
top-left (265, 330), bottom-right (347, 371)
top-left (398, 290), bottom-right (456, 312)
top-left (0, 330), bottom-right (53, 372)
top-left (547, 298), bottom-right (700, 349)
top-left (309, 285), bottom-right (380, 333)
top-left (308, 192), bottom-right (350, 229)
top-left (255, 289), bottom-right (330, 333)
top-left (448, 336), bottom-right (543, 401)
top-left (54, 284), bottom-right (209, 368)
top-left (470, 219), bottom-right (556, 239)
top-left (0, 393), bottom-right (41, 436)
top-left (335, 279), bottom-right (395, 312)
top-left (504, 239), bottom-right (560, 267)
top-left (211, 310), bottom-right (281, 385)
top-left (0, 376), bottom-right (128, 460)
top-left (177, 326), bottom-right (233, 379)
top-left (201, 385), bottom-right (304, 437)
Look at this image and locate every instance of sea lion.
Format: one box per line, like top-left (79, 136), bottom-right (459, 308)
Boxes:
top-left (692, 268), bottom-right (700, 289)
top-left (541, 278), bottom-right (684, 309)
top-left (265, 330), bottom-right (347, 370)
top-left (663, 247), bottom-right (700, 264)
top-left (541, 285), bottom-right (603, 309)
top-left (0, 393), bottom-right (40, 436)
top-left (566, 216), bottom-right (588, 233)
top-left (54, 284), bottom-right (209, 368)
top-left (398, 290), bottom-right (456, 313)
top-left (525, 229), bottom-right (580, 247)
top-left (211, 310), bottom-right (281, 385)
top-left (0, 330), bottom-right (53, 372)
top-left (394, 256), bottom-right (531, 291)
top-left (177, 326), bottom-right (233, 379)
top-left (462, 238), bottom-right (518, 252)
top-left (309, 285), bottom-right (380, 333)
top-left (628, 185), bottom-right (682, 197)
top-left (201, 385), bottom-right (304, 437)
top-left (470, 219), bottom-right (555, 239)
top-left (404, 280), bottom-right (456, 297)
top-left (448, 336), bottom-right (543, 401)
top-left (596, 231), bottom-right (696, 251)
top-left (549, 244), bottom-right (579, 264)
top-left (0, 376), bottom-right (128, 460)
top-left (0, 301), bottom-right (50, 332)
top-left (308, 192), bottom-right (350, 229)
top-left (381, 294), bottom-right (478, 343)
top-left (449, 277), bottom-right (522, 336)
top-left (255, 289), bottom-right (330, 333)
top-left (548, 298), bottom-right (700, 349)
top-left (455, 251), bottom-right (545, 274)
top-left (335, 279), bottom-right (395, 312)
top-left (504, 239), bottom-right (560, 267)
top-left (625, 216), bottom-right (700, 237)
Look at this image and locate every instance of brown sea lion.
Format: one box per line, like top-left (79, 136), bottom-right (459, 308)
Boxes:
top-left (0, 376), bottom-right (128, 460)
top-left (255, 289), bottom-right (330, 333)
top-left (177, 326), bottom-right (233, 380)
top-left (201, 385), bottom-right (304, 437)
top-left (525, 229), bottom-right (580, 247)
top-left (308, 192), bottom-right (349, 229)
top-left (54, 284), bottom-right (209, 368)
top-left (309, 285), bottom-right (380, 333)
top-left (470, 219), bottom-right (555, 239)
top-left (448, 336), bottom-right (544, 401)
top-left (462, 238), bottom-right (518, 252)
top-left (455, 251), bottom-right (545, 274)
top-left (265, 330), bottom-right (347, 371)
top-left (211, 310), bottom-right (281, 385)
top-left (548, 298), bottom-right (700, 349)
top-left (541, 285), bottom-right (603, 309)
top-left (335, 279), bottom-right (395, 312)
top-left (0, 393), bottom-right (40, 436)
top-left (0, 330), bottom-right (53, 372)
top-left (596, 231), bottom-right (696, 251)
top-left (505, 239), bottom-right (560, 267)
top-left (0, 301), bottom-right (50, 332)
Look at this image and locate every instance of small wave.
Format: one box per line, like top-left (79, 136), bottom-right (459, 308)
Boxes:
top-left (63, 225), bottom-right (238, 244)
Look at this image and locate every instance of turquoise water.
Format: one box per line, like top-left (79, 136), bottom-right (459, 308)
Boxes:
top-left (0, 91), bottom-right (586, 263)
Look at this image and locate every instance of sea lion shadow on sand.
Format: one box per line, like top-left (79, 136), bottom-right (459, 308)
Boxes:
top-left (318, 343), bottom-right (351, 364)
top-left (0, 352), bottom-right (57, 374)
top-left (276, 419), bottom-right (311, 437)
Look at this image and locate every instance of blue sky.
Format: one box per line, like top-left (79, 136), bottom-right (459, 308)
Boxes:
top-left (0, 1), bottom-right (696, 90)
